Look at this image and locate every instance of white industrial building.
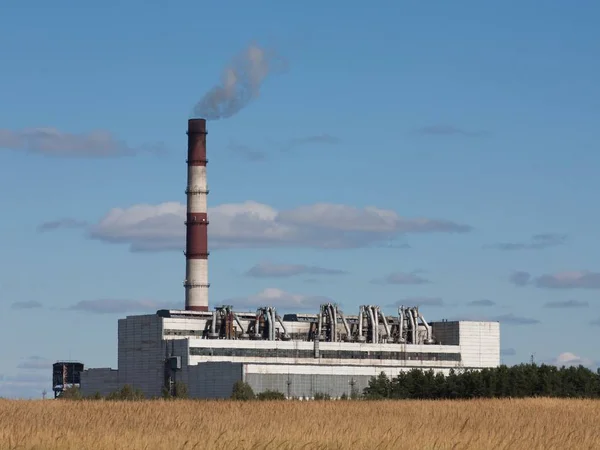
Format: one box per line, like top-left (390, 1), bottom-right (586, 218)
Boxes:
top-left (81, 305), bottom-right (500, 399)
top-left (80, 118), bottom-right (500, 399)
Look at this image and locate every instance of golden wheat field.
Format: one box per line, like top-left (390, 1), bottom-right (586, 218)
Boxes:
top-left (0, 398), bottom-right (599, 450)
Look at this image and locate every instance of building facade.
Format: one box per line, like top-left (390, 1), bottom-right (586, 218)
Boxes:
top-left (81, 306), bottom-right (500, 399)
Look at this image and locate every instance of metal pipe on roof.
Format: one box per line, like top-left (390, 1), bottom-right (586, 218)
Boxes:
top-left (337, 307), bottom-right (352, 341)
top-left (407, 307), bottom-right (417, 344)
top-left (267, 306), bottom-right (275, 341)
top-left (357, 306), bottom-right (366, 342)
top-left (397, 306), bottom-right (406, 343)
top-left (418, 310), bottom-right (434, 344)
top-left (208, 309), bottom-right (219, 339)
top-left (231, 312), bottom-right (249, 339)
top-left (317, 309), bottom-right (323, 341)
top-left (372, 306), bottom-right (380, 344)
top-left (411, 307), bottom-right (420, 344)
top-left (329, 303), bottom-right (337, 342)
top-left (378, 308), bottom-right (390, 341)
top-left (366, 306), bottom-right (377, 343)
top-left (275, 314), bottom-right (291, 340)
top-left (252, 309), bottom-right (262, 340)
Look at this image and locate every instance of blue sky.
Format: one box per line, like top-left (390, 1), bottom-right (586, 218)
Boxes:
top-left (1, 1), bottom-right (599, 398)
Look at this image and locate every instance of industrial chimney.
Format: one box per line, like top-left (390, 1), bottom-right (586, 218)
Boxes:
top-left (184, 118), bottom-right (209, 311)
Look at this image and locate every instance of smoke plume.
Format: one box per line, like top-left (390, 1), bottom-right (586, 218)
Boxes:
top-left (192, 44), bottom-right (286, 120)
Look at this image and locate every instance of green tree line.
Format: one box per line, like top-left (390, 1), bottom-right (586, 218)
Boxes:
top-left (363, 364), bottom-right (600, 400)
top-left (58, 382), bottom-right (189, 400)
top-left (56, 363), bottom-right (600, 401)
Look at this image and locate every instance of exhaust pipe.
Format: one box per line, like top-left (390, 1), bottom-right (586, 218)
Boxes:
top-left (366, 305), bottom-right (377, 343)
top-left (208, 308), bottom-right (219, 339)
top-left (232, 312), bottom-right (249, 339)
top-left (276, 313), bottom-right (291, 340)
top-left (329, 303), bottom-right (337, 342)
top-left (267, 306), bottom-right (276, 341)
top-left (407, 307), bottom-right (417, 344)
top-left (317, 308), bottom-right (323, 341)
top-left (412, 307), bottom-right (420, 344)
top-left (357, 305), bottom-right (366, 342)
top-left (397, 306), bottom-right (406, 343)
top-left (418, 309), bottom-right (434, 344)
top-left (378, 308), bottom-right (390, 341)
top-left (373, 306), bottom-right (380, 344)
top-left (337, 307), bottom-right (352, 342)
top-left (252, 309), bottom-right (263, 340)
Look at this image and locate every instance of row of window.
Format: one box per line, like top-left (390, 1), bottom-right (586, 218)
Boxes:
top-left (165, 329), bottom-right (202, 336)
top-left (165, 329), bottom-right (414, 343)
top-left (188, 347), bottom-right (461, 362)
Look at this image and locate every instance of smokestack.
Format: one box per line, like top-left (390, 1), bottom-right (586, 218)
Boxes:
top-left (184, 118), bottom-right (209, 311)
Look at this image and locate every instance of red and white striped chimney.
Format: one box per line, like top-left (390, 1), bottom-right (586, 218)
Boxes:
top-left (184, 118), bottom-right (209, 311)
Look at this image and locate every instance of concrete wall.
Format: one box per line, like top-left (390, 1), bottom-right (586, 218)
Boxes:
top-left (182, 362), bottom-right (458, 399)
top-left (244, 363), bottom-right (455, 399)
top-left (430, 320), bottom-right (500, 369)
top-left (80, 368), bottom-right (120, 397)
top-left (118, 314), bottom-right (165, 398)
top-left (162, 317), bottom-right (206, 339)
top-left (459, 321), bottom-right (500, 368)
top-left (164, 340), bottom-right (243, 399)
top-left (431, 321), bottom-right (460, 346)
top-left (244, 372), bottom-right (372, 399)
top-left (188, 362), bottom-right (243, 398)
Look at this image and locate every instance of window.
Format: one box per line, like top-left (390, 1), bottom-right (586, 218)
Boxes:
top-left (188, 346), bottom-right (461, 362)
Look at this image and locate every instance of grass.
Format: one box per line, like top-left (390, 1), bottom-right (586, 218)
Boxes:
top-left (0, 398), bottom-right (599, 449)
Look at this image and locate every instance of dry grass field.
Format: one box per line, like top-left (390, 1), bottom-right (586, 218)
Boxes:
top-left (0, 398), bottom-right (598, 449)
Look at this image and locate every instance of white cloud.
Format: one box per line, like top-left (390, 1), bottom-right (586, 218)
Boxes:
top-left (74, 200), bottom-right (471, 252)
top-left (549, 352), bottom-right (596, 368)
top-left (224, 288), bottom-right (333, 312)
top-left (511, 270), bottom-right (600, 289)
top-left (0, 127), bottom-right (165, 157)
top-left (87, 202), bottom-right (185, 251)
top-left (535, 271), bottom-right (600, 289)
top-left (276, 203), bottom-right (466, 234)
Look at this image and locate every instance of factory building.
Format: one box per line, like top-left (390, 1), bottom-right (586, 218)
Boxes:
top-left (80, 119), bottom-right (500, 399)
top-left (52, 361), bottom-right (84, 398)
